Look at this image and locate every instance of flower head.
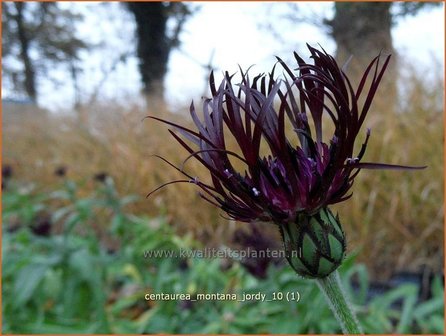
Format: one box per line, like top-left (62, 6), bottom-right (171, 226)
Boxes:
top-left (149, 45), bottom-right (421, 223)
top-left (148, 45), bottom-right (424, 278)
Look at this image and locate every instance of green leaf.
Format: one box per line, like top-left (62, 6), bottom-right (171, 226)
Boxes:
top-left (69, 248), bottom-right (101, 288)
top-left (428, 315), bottom-right (445, 334)
top-left (51, 206), bottom-right (73, 222)
top-left (372, 283), bottom-right (417, 309)
top-left (343, 263), bottom-right (369, 305)
top-left (396, 286), bottom-right (417, 333)
top-left (431, 276), bottom-right (444, 297)
top-left (413, 296), bottom-right (444, 319)
top-left (20, 321), bottom-right (90, 334)
top-left (13, 263), bottom-right (49, 307)
top-left (120, 195), bottom-right (139, 206)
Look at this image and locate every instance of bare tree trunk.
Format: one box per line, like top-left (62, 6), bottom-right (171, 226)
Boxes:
top-left (14, 2), bottom-right (37, 101)
top-left (127, 2), bottom-right (169, 111)
top-left (330, 3), bottom-right (393, 62)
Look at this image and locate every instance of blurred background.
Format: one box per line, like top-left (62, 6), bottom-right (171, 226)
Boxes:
top-left (2, 1), bottom-right (444, 334)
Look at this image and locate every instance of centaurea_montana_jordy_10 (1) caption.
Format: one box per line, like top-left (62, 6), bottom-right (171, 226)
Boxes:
top-left (145, 45), bottom-right (425, 333)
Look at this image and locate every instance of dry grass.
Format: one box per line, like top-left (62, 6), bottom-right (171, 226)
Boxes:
top-left (2, 63), bottom-right (443, 280)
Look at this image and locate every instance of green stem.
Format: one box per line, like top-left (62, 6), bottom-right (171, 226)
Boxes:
top-left (316, 270), bottom-right (363, 334)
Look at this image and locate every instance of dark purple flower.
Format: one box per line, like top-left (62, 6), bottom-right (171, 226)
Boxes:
top-left (148, 45), bottom-right (423, 224)
top-left (94, 172), bottom-right (109, 183)
top-left (147, 45), bottom-right (425, 278)
top-left (54, 166), bottom-right (67, 177)
top-left (2, 164), bottom-right (13, 180)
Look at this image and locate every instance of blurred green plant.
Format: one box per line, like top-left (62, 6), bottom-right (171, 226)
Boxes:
top-left (2, 178), bottom-right (444, 334)
top-left (2, 184), bottom-right (48, 227)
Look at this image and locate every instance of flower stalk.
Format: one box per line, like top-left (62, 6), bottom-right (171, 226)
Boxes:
top-left (316, 271), bottom-right (363, 334)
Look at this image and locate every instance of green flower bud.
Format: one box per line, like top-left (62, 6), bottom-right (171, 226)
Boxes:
top-left (279, 207), bottom-right (346, 278)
